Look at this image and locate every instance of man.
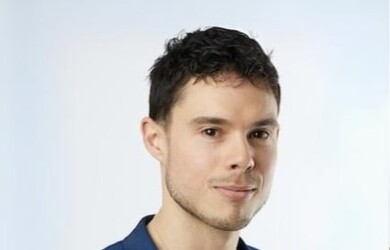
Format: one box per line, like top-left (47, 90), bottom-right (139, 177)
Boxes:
top-left (105, 26), bottom-right (280, 250)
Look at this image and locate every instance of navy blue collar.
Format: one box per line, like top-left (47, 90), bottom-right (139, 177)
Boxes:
top-left (104, 215), bottom-right (258, 250)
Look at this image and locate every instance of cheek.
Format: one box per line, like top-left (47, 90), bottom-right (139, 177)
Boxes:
top-left (255, 147), bottom-right (278, 178)
top-left (167, 136), bottom-right (217, 184)
top-left (253, 147), bottom-right (277, 197)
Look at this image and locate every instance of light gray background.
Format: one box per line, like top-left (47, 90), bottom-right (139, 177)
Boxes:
top-left (1, 1), bottom-right (388, 249)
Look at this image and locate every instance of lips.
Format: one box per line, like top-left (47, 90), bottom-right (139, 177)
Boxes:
top-left (214, 185), bottom-right (257, 200)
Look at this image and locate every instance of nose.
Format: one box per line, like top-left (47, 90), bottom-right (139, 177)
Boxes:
top-left (227, 134), bottom-right (255, 172)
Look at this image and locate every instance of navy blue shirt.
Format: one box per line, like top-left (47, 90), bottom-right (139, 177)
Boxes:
top-left (104, 215), bottom-right (259, 250)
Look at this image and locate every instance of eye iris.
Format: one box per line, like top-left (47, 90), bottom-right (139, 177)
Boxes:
top-left (253, 131), bottom-right (267, 139)
top-left (206, 129), bottom-right (216, 136)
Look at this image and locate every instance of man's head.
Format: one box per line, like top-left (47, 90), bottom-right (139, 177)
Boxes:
top-left (142, 27), bottom-right (280, 232)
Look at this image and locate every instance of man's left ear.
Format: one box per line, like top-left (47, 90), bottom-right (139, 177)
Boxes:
top-left (140, 117), bottom-right (167, 163)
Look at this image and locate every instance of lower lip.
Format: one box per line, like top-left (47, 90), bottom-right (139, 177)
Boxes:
top-left (215, 187), bottom-right (255, 201)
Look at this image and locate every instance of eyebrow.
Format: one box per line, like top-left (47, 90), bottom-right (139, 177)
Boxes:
top-left (190, 117), bottom-right (232, 126)
top-left (190, 116), bottom-right (279, 128)
top-left (252, 118), bottom-right (279, 128)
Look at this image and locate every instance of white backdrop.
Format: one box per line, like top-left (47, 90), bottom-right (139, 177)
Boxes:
top-left (1, 0), bottom-right (388, 249)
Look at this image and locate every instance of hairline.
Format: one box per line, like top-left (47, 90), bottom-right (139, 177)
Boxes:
top-left (155, 71), bottom-right (279, 129)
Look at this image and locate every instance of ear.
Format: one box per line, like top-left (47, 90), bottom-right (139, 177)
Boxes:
top-left (140, 117), bottom-right (167, 163)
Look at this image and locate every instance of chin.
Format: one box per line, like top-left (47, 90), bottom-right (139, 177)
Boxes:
top-left (208, 217), bottom-right (252, 231)
top-left (212, 202), bottom-right (267, 231)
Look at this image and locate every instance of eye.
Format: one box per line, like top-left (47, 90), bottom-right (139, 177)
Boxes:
top-left (249, 129), bottom-right (270, 139)
top-left (202, 128), bottom-right (219, 137)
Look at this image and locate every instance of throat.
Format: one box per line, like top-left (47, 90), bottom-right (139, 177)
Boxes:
top-left (147, 209), bottom-right (241, 250)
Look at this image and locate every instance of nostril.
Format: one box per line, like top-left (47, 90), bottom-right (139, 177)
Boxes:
top-left (230, 164), bottom-right (239, 170)
top-left (247, 158), bottom-right (255, 169)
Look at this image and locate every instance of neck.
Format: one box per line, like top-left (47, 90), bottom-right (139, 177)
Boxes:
top-left (147, 202), bottom-right (240, 250)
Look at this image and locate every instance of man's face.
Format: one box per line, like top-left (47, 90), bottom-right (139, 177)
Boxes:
top-left (161, 75), bottom-right (279, 231)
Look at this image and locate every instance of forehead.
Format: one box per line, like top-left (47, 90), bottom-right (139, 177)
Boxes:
top-left (170, 75), bottom-right (278, 124)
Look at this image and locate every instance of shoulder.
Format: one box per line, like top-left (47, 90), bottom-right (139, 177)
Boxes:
top-left (238, 237), bottom-right (260, 250)
top-left (102, 215), bottom-right (156, 250)
top-left (103, 241), bottom-right (124, 250)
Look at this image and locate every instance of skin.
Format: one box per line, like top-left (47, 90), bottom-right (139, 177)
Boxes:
top-left (141, 74), bottom-right (279, 250)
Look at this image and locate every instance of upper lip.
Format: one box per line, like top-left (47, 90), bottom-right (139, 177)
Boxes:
top-left (214, 185), bottom-right (257, 192)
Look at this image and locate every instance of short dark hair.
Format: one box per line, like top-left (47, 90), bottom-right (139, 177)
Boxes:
top-left (148, 26), bottom-right (280, 123)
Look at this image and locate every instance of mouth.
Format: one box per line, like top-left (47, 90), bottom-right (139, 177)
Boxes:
top-left (213, 185), bottom-right (257, 201)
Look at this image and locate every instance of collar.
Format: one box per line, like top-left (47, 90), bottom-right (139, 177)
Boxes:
top-left (105, 215), bottom-right (258, 250)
